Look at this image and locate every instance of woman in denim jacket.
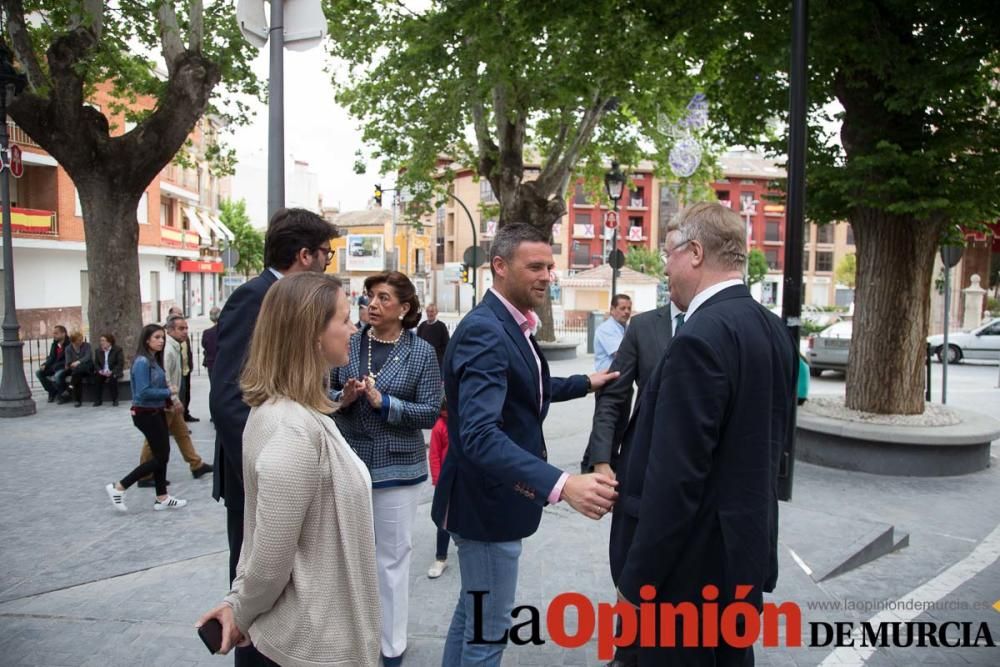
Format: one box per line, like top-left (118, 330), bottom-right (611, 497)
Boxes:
top-left (105, 324), bottom-right (187, 512)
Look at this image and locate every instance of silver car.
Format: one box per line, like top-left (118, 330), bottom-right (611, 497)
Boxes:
top-left (927, 317), bottom-right (1000, 363)
top-left (807, 321), bottom-right (852, 377)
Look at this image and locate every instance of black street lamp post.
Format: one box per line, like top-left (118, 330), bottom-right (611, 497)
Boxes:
top-left (604, 161), bottom-right (625, 299)
top-left (0, 43), bottom-right (33, 418)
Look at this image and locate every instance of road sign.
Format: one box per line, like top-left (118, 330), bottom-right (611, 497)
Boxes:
top-left (463, 245), bottom-right (487, 268)
top-left (608, 249), bottom-right (626, 269)
top-left (236, 0), bottom-right (326, 50)
top-left (9, 144), bottom-right (23, 178)
top-left (604, 210), bottom-right (619, 229)
top-left (222, 245), bottom-right (241, 270)
top-left (940, 245), bottom-right (963, 269)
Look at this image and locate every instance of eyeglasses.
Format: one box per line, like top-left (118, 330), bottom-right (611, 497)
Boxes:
top-left (660, 239), bottom-right (693, 264)
top-left (315, 246), bottom-right (333, 264)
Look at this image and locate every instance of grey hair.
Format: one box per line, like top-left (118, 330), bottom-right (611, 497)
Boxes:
top-left (489, 223), bottom-right (550, 275)
top-left (165, 315), bottom-right (185, 331)
top-left (209, 307), bottom-right (221, 323)
top-left (667, 202), bottom-right (747, 271)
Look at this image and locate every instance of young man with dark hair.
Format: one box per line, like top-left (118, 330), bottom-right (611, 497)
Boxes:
top-left (36, 325), bottom-right (69, 402)
top-left (210, 208), bottom-right (339, 606)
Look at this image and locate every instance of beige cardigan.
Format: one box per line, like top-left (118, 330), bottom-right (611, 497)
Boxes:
top-left (225, 398), bottom-right (380, 667)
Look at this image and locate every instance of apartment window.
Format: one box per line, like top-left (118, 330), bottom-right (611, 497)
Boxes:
top-left (576, 212), bottom-right (592, 226)
top-left (479, 179), bottom-right (496, 203)
top-left (551, 243), bottom-right (563, 255)
top-left (572, 242), bottom-right (591, 266)
top-left (137, 192), bottom-right (149, 224)
top-left (816, 251), bottom-right (834, 272)
top-left (846, 224), bottom-right (855, 246)
top-left (740, 192), bottom-right (755, 214)
top-left (629, 186), bottom-right (645, 208)
top-left (573, 183), bottom-right (589, 206)
top-left (765, 220), bottom-right (781, 242)
top-left (803, 250), bottom-right (810, 272)
top-left (716, 189), bottom-right (730, 204)
top-left (741, 179), bottom-right (755, 185)
top-left (765, 248), bottom-right (779, 270)
top-left (817, 224), bottom-right (834, 244)
top-left (803, 223), bottom-right (811, 243)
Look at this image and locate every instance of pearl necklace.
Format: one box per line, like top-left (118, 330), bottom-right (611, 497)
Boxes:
top-left (367, 328), bottom-right (402, 380)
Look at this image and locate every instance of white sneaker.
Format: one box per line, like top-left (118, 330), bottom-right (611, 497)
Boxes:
top-left (153, 495), bottom-right (188, 511)
top-left (427, 559), bottom-right (448, 579)
top-left (105, 483), bottom-right (127, 512)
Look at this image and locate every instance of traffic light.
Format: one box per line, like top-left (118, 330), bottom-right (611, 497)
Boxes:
top-left (460, 264), bottom-right (470, 284)
top-left (374, 183), bottom-right (382, 206)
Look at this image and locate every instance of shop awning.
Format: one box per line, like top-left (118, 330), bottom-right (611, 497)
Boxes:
top-left (198, 209), bottom-right (236, 243)
top-left (183, 206), bottom-right (212, 245)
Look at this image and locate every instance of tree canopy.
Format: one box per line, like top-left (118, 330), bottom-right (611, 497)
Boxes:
top-left (326, 0), bottom-right (723, 225)
top-left (746, 248), bottom-right (769, 288)
top-left (219, 199), bottom-right (264, 278)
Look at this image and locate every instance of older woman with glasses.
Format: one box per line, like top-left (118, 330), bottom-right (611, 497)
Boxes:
top-left (330, 270), bottom-right (441, 667)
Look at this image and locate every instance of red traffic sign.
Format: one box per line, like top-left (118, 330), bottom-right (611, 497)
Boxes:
top-left (604, 210), bottom-right (619, 229)
top-left (9, 144), bottom-right (23, 178)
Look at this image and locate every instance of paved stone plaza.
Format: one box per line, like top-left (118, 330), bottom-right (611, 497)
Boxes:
top-left (1, 355), bottom-right (998, 666)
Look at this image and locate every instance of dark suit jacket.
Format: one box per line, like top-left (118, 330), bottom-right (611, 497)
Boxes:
top-left (431, 290), bottom-right (589, 542)
top-left (209, 270), bottom-right (279, 511)
top-left (201, 324), bottom-right (219, 372)
top-left (416, 319), bottom-right (450, 368)
top-left (584, 306), bottom-right (674, 470)
top-left (40, 341), bottom-right (65, 372)
top-left (93, 345), bottom-right (124, 378)
top-left (610, 285), bottom-right (796, 612)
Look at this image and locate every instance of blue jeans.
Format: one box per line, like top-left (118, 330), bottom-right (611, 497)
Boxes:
top-left (442, 536), bottom-right (522, 667)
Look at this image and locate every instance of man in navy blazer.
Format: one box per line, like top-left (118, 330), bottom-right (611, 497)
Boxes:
top-left (610, 203), bottom-right (796, 666)
top-left (210, 209), bottom-right (339, 590)
top-left (432, 223), bottom-right (620, 666)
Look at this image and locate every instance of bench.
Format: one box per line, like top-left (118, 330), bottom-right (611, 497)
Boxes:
top-left (77, 371), bottom-right (133, 402)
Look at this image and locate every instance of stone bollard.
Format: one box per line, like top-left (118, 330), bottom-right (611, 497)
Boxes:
top-left (962, 274), bottom-right (986, 330)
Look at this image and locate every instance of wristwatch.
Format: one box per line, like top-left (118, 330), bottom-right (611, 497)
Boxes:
top-left (585, 375), bottom-right (593, 393)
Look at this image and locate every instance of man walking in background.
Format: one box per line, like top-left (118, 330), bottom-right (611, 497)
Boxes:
top-left (594, 294), bottom-right (632, 371)
top-left (417, 302), bottom-right (450, 369)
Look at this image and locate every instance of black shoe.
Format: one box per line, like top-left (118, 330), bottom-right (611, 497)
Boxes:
top-left (47, 394), bottom-right (56, 403)
top-left (192, 463), bottom-right (213, 479)
top-left (184, 415), bottom-right (200, 423)
top-left (137, 479), bottom-right (170, 488)
top-left (56, 395), bottom-right (70, 405)
top-left (93, 401), bottom-right (103, 407)
top-left (74, 401), bottom-right (82, 408)
top-left (112, 400), bottom-right (119, 407)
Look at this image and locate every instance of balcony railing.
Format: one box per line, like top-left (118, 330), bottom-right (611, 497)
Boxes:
top-left (11, 207), bottom-right (57, 236)
top-left (6, 120), bottom-right (40, 148)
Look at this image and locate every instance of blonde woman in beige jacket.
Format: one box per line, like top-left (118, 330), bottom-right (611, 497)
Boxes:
top-left (197, 272), bottom-right (380, 667)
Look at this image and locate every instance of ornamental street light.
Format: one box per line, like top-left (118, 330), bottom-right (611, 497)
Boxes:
top-left (604, 161), bottom-right (625, 299)
top-left (0, 42), bottom-right (35, 417)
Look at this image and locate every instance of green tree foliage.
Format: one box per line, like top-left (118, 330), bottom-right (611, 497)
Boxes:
top-left (835, 254), bottom-right (856, 289)
top-left (706, 1), bottom-right (999, 414)
top-left (625, 246), bottom-right (664, 276)
top-left (746, 249), bottom-right (769, 287)
top-left (1, 0), bottom-right (260, 357)
top-left (325, 0), bottom-right (724, 338)
top-left (219, 200), bottom-right (264, 278)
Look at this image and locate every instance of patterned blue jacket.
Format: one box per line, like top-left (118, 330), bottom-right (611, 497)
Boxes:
top-left (330, 327), bottom-right (441, 487)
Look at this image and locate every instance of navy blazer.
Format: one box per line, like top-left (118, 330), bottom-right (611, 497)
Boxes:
top-left (431, 290), bottom-right (589, 542)
top-left (330, 327), bottom-right (441, 487)
top-left (209, 269), bottom-right (278, 511)
top-left (610, 285), bottom-right (796, 611)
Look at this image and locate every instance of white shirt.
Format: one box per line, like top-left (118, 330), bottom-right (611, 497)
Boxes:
top-left (684, 279), bottom-right (745, 322)
top-left (670, 302), bottom-right (687, 336)
top-left (269, 267), bottom-right (284, 280)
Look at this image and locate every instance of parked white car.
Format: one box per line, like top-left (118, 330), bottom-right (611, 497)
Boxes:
top-left (927, 318), bottom-right (1000, 363)
top-left (807, 320), bottom-right (852, 377)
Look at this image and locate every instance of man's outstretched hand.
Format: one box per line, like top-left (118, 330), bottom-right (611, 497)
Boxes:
top-left (588, 369), bottom-right (620, 392)
top-left (562, 473), bottom-right (618, 520)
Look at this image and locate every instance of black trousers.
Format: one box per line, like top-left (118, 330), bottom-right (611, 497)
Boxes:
top-left (121, 411), bottom-right (170, 496)
top-left (226, 506), bottom-right (244, 585)
top-left (69, 368), bottom-right (92, 403)
top-left (94, 374), bottom-right (119, 403)
top-left (435, 527), bottom-right (451, 561)
top-left (237, 644), bottom-right (280, 667)
top-left (181, 373), bottom-right (193, 417)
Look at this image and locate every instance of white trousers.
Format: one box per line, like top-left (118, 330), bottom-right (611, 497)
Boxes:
top-left (373, 483), bottom-right (422, 658)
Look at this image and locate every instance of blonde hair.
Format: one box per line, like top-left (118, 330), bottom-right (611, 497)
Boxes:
top-left (668, 201), bottom-right (747, 271)
top-left (241, 272), bottom-right (344, 413)
top-left (69, 330), bottom-right (84, 345)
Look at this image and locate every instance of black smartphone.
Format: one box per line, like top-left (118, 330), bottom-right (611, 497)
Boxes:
top-left (197, 618), bottom-right (224, 654)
